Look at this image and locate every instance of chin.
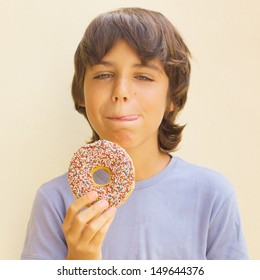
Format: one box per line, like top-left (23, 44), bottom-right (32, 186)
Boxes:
top-left (102, 133), bottom-right (137, 150)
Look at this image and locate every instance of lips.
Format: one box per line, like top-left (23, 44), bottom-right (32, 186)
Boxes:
top-left (107, 115), bottom-right (140, 121)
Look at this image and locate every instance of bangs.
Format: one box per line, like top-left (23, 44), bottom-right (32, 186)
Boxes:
top-left (79, 8), bottom-right (168, 67)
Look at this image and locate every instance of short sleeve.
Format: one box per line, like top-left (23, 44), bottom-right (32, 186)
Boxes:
top-left (21, 187), bottom-right (68, 259)
top-left (206, 192), bottom-right (249, 259)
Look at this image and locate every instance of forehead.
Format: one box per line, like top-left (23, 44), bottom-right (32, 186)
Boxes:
top-left (90, 39), bottom-right (165, 73)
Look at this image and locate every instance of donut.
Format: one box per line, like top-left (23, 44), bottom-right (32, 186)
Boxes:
top-left (68, 140), bottom-right (135, 207)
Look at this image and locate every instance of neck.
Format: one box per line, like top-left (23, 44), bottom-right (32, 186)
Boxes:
top-left (126, 145), bottom-right (171, 182)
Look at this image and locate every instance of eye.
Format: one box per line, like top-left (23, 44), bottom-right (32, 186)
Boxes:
top-left (93, 73), bottom-right (113, 79)
top-left (135, 75), bottom-right (154, 81)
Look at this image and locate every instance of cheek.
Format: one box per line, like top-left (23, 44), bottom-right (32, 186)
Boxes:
top-left (84, 87), bottom-right (99, 109)
top-left (84, 90), bottom-right (107, 128)
top-left (141, 85), bottom-right (168, 113)
top-left (85, 102), bottom-right (99, 123)
top-left (84, 90), bottom-right (97, 120)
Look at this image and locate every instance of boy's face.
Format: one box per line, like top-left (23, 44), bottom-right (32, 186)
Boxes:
top-left (83, 39), bottom-right (171, 151)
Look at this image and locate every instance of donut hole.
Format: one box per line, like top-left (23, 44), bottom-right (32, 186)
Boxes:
top-left (92, 166), bottom-right (111, 187)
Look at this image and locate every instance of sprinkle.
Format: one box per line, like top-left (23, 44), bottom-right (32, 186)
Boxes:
top-left (68, 140), bottom-right (135, 207)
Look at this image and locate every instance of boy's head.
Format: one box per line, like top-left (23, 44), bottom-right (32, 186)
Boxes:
top-left (72, 7), bottom-right (191, 152)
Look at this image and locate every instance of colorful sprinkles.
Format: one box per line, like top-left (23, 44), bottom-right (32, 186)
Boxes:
top-left (68, 140), bottom-right (135, 207)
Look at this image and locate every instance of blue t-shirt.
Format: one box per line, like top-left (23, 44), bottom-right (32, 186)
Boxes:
top-left (21, 157), bottom-right (248, 259)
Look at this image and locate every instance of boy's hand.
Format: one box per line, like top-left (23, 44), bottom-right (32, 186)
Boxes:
top-left (62, 191), bottom-right (116, 260)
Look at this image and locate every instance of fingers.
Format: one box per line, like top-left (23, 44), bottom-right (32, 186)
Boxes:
top-left (68, 200), bottom-right (109, 242)
top-left (91, 208), bottom-right (116, 248)
top-left (63, 191), bottom-right (98, 232)
top-left (62, 191), bottom-right (117, 259)
top-left (82, 207), bottom-right (116, 245)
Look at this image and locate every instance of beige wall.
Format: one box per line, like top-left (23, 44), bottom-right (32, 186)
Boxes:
top-left (0, 0), bottom-right (259, 259)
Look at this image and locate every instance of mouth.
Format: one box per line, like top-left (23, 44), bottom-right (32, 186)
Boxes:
top-left (106, 115), bottom-right (140, 121)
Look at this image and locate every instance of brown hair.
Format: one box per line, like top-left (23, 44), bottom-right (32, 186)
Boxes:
top-left (72, 7), bottom-right (191, 152)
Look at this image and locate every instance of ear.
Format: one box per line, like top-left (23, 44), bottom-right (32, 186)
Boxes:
top-left (169, 101), bottom-right (174, 112)
top-left (164, 101), bottom-right (174, 119)
top-left (79, 95), bottom-right (86, 107)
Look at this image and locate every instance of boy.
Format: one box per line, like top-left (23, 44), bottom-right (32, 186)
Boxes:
top-left (21, 7), bottom-right (248, 259)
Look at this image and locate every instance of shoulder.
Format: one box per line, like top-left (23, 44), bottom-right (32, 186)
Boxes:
top-left (39, 172), bottom-right (70, 193)
top-left (173, 157), bottom-right (235, 200)
top-left (36, 173), bottom-right (74, 212)
top-left (21, 173), bottom-right (72, 260)
top-left (172, 157), bottom-right (244, 233)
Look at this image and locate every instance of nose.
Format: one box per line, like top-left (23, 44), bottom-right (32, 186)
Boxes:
top-left (111, 77), bottom-right (130, 103)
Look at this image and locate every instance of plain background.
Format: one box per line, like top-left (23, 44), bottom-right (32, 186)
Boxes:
top-left (0, 0), bottom-right (259, 259)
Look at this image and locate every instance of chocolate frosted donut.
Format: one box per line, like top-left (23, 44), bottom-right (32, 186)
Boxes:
top-left (68, 140), bottom-right (135, 207)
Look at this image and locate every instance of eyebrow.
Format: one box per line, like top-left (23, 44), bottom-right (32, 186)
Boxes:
top-left (94, 60), bottom-right (163, 74)
top-left (133, 63), bottom-right (163, 74)
top-left (95, 61), bottom-right (113, 67)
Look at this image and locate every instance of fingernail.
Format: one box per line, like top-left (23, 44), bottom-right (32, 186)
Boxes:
top-left (107, 207), bottom-right (116, 215)
top-left (97, 200), bottom-right (108, 208)
top-left (88, 191), bottom-right (97, 200)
